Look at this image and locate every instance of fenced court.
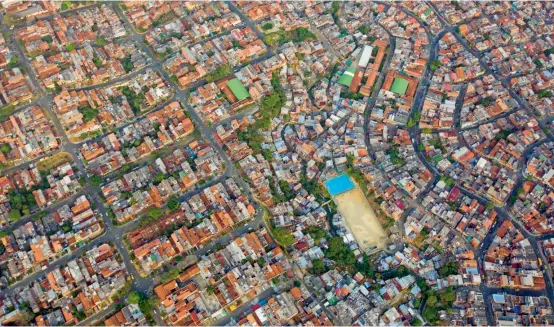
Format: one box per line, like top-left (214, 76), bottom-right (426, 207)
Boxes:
top-left (325, 174), bottom-right (388, 252)
top-left (324, 174), bottom-right (355, 196)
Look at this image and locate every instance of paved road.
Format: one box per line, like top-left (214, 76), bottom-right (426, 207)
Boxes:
top-left (210, 287), bottom-right (275, 326)
top-left (363, 21), bottom-right (396, 159)
top-left (407, 28), bottom-right (446, 202)
top-left (76, 302), bottom-right (118, 326)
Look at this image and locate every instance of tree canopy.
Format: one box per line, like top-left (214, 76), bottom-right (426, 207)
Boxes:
top-left (128, 291), bottom-right (140, 304)
top-left (89, 175), bottom-right (103, 187)
top-left (78, 106), bottom-right (99, 123)
top-left (147, 207), bottom-right (163, 219)
top-left (167, 196), bottom-right (180, 211)
top-left (205, 64), bottom-right (232, 83)
top-left (273, 227), bottom-right (294, 246)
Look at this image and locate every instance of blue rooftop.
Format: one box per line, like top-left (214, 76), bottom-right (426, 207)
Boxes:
top-left (324, 174), bottom-right (355, 196)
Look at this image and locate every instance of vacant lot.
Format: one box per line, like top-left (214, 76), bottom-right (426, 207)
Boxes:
top-left (334, 183), bottom-right (388, 251)
top-left (37, 152), bottom-right (73, 171)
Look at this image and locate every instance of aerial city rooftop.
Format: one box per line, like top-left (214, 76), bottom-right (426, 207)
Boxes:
top-left (1, 0), bottom-right (554, 326)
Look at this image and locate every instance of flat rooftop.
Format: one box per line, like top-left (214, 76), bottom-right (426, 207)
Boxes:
top-left (226, 78), bottom-right (250, 101)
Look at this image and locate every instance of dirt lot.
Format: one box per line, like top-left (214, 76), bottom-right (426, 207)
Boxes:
top-left (334, 184), bottom-right (388, 251)
top-left (36, 152), bottom-right (73, 171)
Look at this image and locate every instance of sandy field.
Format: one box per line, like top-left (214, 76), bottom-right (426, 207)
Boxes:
top-left (334, 185), bottom-right (388, 251)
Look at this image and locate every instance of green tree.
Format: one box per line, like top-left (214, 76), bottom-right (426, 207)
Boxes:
top-left (167, 196), bottom-right (180, 211)
top-left (153, 173), bottom-right (166, 184)
top-left (278, 180), bottom-right (294, 201)
top-left (324, 236), bottom-right (357, 268)
top-left (288, 27), bottom-right (316, 42)
top-left (494, 129), bottom-right (512, 141)
top-left (385, 147), bottom-right (405, 167)
top-left (273, 227), bottom-right (294, 246)
top-left (480, 96), bottom-right (494, 106)
top-left (305, 226), bottom-right (327, 244)
top-left (8, 57), bottom-right (18, 69)
top-left (121, 86), bottom-right (145, 113)
top-left (41, 35), bottom-right (53, 43)
top-left (120, 54), bottom-right (134, 73)
top-left (92, 55), bottom-right (104, 67)
top-left (78, 106), bottom-right (99, 123)
top-left (21, 205), bottom-right (30, 216)
top-left (0, 143), bottom-right (11, 155)
top-left (160, 268), bottom-right (180, 283)
top-left (326, 237), bottom-right (344, 257)
top-left (138, 295), bottom-right (156, 324)
top-left (440, 175), bottom-right (455, 187)
top-left (430, 60), bottom-right (441, 71)
top-left (147, 207), bottom-right (163, 219)
top-left (355, 254), bottom-right (377, 278)
top-left (358, 25), bottom-right (370, 34)
top-left (264, 31), bottom-right (287, 47)
top-left (330, 1), bottom-right (340, 23)
top-left (311, 258), bottom-right (326, 275)
top-left (95, 36), bottom-right (108, 46)
top-left (261, 149), bottom-right (274, 161)
top-left (440, 287), bottom-right (456, 304)
top-left (8, 209), bottom-right (21, 222)
top-left (128, 291), bottom-right (140, 304)
top-left (61, 220), bottom-right (73, 233)
top-left (427, 295), bottom-right (438, 306)
top-left (438, 262), bottom-right (459, 278)
top-left (89, 175), bottom-right (103, 187)
top-left (538, 89), bottom-right (553, 99)
top-left (205, 64), bottom-right (232, 83)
